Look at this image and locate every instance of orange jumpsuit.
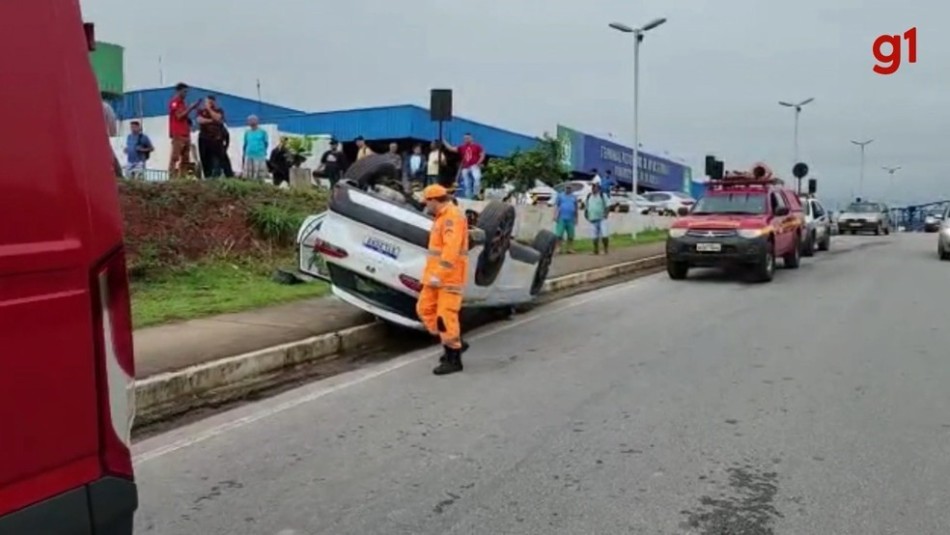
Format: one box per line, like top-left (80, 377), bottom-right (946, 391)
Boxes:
top-left (416, 201), bottom-right (469, 349)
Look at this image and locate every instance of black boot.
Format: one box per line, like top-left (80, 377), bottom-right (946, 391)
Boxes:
top-left (440, 339), bottom-right (469, 363)
top-left (433, 346), bottom-right (463, 375)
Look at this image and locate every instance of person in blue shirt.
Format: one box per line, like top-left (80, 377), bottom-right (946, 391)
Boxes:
top-left (123, 120), bottom-right (153, 179)
top-left (554, 184), bottom-right (578, 254)
top-left (242, 115), bottom-right (269, 181)
top-left (602, 169), bottom-right (616, 193)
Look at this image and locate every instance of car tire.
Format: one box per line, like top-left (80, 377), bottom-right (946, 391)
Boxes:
top-left (474, 200), bottom-right (516, 286)
top-left (752, 243), bottom-right (775, 282)
top-left (818, 232), bottom-right (830, 251)
top-left (529, 229), bottom-right (558, 295)
top-left (884, 226), bottom-right (890, 235)
top-left (342, 154), bottom-right (400, 190)
top-left (940, 244), bottom-right (950, 261)
top-left (666, 260), bottom-right (689, 280)
top-left (802, 231), bottom-right (816, 257)
top-left (874, 224), bottom-right (881, 236)
top-left (783, 235), bottom-right (801, 269)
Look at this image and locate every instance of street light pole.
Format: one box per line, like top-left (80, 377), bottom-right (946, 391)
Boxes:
top-left (882, 165), bottom-right (901, 203)
top-left (851, 139), bottom-right (874, 198)
top-left (779, 98), bottom-right (814, 192)
top-left (609, 17), bottom-right (667, 240)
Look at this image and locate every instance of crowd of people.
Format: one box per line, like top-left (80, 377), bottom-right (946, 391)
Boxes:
top-left (114, 82), bottom-right (489, 198)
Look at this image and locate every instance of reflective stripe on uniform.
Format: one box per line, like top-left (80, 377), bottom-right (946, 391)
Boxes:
top-left (428, 249), bottom-right (468, 257)
top-left (444, 285), bottom-right (463, 294)
top-left (439, 260), bottom-right (454, 269)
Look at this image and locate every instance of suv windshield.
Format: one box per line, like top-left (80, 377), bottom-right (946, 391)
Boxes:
top-left (845, 202), bottom-right (882, 213)
top-left (691, 192), bottom-right (766, 215)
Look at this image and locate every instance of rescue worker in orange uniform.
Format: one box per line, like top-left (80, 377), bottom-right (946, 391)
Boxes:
top-left (417, 184), bottom-right (470, 375)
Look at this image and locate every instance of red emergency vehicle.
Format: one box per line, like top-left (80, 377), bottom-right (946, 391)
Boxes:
top-left (665, 163), bottom-right (804, 282)
top-left (0, 3), bottom-right (138, 533)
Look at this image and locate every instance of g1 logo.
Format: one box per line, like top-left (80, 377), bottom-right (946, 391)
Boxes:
top-left (872, 27), bottom-right (917, 76)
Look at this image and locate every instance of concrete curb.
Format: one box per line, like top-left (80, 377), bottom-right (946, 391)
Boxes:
top-left (134, 254), bottom-right (666, 427)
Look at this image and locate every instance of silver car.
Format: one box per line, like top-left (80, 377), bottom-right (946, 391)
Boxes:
top-left (836, 201), bottom-right (892, 235)
top-left (937, 205), bottom-right (950, 260)
top-left (798, 195), bottom-right (832, 255)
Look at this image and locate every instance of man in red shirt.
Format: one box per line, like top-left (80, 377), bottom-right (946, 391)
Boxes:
top-left (167, 82), bottom-right (201, 178)
top-left (443, 132), bottom-right (485, 199)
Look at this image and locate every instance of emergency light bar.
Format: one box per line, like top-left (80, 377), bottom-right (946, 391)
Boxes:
top-left (708, 163), bottom-right (784, 189)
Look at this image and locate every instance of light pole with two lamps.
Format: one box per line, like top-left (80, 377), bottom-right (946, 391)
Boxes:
top-left (882, 165), bottom-right (901, 204)
top-left (609, 17), bottom-right (667, 239)
top-left (778, 98), bottom-right (814, 168)
top-left (851, 139), bottom-right (874, 198)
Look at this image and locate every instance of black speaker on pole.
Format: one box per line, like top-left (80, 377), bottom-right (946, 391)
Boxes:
top-left (807, 178), bottom-right (817, 194)
top-left (430, 89), bottom-right (453, 122)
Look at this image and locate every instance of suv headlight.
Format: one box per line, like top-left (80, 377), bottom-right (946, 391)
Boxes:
top-left (668, 228), bottom-right (687, 238)
top-left (737, 228), bottom-right (766, 239)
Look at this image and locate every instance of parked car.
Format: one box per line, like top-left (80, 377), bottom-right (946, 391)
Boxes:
top-left (665, 165), bottom-right (805, 282)
top-left (798, 195), bottom-right (832, 255)
top-left (937, 205), bottom-right (950, 260)
top-left (924, 210), bottom-right (943, 233)
top-left (836, 201), bottom-right (892, 235)
top-left (527, 181), bottom-right (557, 206)
top-left (297, 155), bottom-right (559, 330)
top-left (641, 191), bottom-right (696, 215)
top-left (0, 5), bottom-right (138, 534)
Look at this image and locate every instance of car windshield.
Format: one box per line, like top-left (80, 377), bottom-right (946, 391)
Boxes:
top-left (690, 193), bottom-right (766, 215)
top-left (845, 202), bottom-right (882, 213)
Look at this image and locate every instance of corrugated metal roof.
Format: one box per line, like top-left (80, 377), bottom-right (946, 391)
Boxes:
top-left (115, 86), bottom-right (304, 124)
top-left (117, 86), bottom-right (539, 157)
top-left (276, 105), bottom-right (539, 156)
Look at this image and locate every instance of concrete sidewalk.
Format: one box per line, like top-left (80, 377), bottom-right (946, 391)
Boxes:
top-left (133, 242), bottom-right (665, 378)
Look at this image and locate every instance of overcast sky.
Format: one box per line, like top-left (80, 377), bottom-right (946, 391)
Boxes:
top-left (82, 0), bottom-right (946, 207)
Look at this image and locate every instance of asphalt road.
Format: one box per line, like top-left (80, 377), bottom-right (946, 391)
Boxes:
top-left (133, 233), bottom-right (950, 535)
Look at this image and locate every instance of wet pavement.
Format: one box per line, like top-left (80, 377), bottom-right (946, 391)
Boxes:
top-left (132, 233), bottom-right (950, 534)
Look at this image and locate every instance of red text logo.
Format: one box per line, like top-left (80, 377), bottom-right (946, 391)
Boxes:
top-left (873, 27), bottom-right (917, 75)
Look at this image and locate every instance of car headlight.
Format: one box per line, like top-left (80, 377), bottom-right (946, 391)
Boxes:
top-left (737, 228), bottom-right (766, 239)
top-left (668, 228), bottom-right (688, 238)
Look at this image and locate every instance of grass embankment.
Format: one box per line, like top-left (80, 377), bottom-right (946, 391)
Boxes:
top-left (122, 179), bottom-right (328, 328)
top-left (569, 228), bottom-right (667, 253)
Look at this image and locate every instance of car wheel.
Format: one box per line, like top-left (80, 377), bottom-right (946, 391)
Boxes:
top-left (474, 200), bottom-right (516, 286)
top-left (801, 231), bottom-right (816, 257)
top-left (818, 232), bottom-right (830, 251)
top-left (940, 244), bottom-right (950, 261)
top-left (666, 260), bottom-right (689, 280)
top-left (874, 224), bottom-right (881, 236)
top-left (884, 226), bottom-right (890, 235)
top-left (529, 230), bottom-right (558, 295)
top-left (752, 243), bottom-right (775, 282)
top-left (342, 154), bottom-right (401, 190)
top-left (784, 235), bottom-right (801, 269)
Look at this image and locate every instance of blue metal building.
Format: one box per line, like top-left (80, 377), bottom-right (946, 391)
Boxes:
top-left (117, 86), bottom-right (539, 157)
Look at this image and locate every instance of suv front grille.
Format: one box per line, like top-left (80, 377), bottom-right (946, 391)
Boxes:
top-left (686, 229), bottom-right (737, 238)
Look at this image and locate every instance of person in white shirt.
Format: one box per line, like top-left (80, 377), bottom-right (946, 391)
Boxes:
top-left (591, 167), bottom-right (602, 186)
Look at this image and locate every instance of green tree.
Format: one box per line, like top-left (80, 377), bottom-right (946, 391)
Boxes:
top-left (482, 133), bottom-right (569, 193)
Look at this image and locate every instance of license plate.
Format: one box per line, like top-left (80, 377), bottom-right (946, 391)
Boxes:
top-left (696, 243), bottom-right (721, 252)
top-left (363, 236), bottom-right (401, 259)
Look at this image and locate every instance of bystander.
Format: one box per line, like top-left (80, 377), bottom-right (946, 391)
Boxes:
top-left (242, 115), bottom-right (269, 181)
top-left (197, 95), bottom-right (231, 178)
top-left (317, 138), bottom-right (347, 187)
top-left (123, 120), bottom-right (153, 179)
top-left (443, 133), bottom-right (485, 199)
top-left (554, 183), bottom-right (578, 254)
top-left (167, 82), bottom-right (201, 179)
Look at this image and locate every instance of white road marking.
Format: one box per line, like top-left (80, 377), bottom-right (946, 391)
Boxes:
top-left (133, 274), bottom-right (659, 464)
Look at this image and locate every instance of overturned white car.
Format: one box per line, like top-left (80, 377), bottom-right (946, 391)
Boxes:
top-left (296, 155), bottom-right (558, 330)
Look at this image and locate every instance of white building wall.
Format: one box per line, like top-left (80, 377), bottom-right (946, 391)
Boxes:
top-left (109, 116), bottom-right (331, 178)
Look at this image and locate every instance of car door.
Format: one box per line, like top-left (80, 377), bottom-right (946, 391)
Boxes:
top-left (769, 191), bottom-right (793, 252)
